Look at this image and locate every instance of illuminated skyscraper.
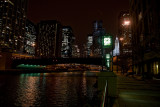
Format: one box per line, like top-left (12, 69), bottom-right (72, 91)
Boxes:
top-left (61, 26), bottom-right (74, 58)
top-left (72, 45), bottom-right (80, 58)
top-left (93, 20), bottom-right (105, 37)
top-left (24, 20), bottom-right (36, 55)
top-left (37, 20), bottom-right (62, 58)
top-left (87, 34), bottom-right (93, 57)
top-left (118, 11), bottom-right (132, 56)
top-left (0, 0), bottom-right (27, 53)
top-left (113, 37), bottom-right (120, 56)
top-left (92, 20), bottom-right (106, 57)
top-left (0, 0), bottom-right (14, 52)
top-left (13, 0), bottom-right (27, 53)
top-left (118, 11), bottom-right (132, 72)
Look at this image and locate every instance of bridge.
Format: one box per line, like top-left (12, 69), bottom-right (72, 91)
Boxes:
top-left (12, 57), bottom-right (103, 68)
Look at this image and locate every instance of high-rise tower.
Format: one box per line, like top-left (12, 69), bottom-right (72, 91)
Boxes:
top-left (118, 11), bottom-right (132, 56)
top-left (0, 0), bottom-right (27, 53)
top-left (130, 0), bottom-right (160, 76)
top-left (61, 26), bottom-right (74, 58)
top-left (24, 20), bottom-right (36, 55)
top-left (37, 20), bottom-right (62, 58)
top-left (92, 20), bottom-right (106, 57)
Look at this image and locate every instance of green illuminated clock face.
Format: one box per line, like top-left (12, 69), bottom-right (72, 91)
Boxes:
top-left (104, 38), bottom-right (111, 46)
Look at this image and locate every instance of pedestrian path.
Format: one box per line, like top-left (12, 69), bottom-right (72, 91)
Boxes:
top-left (113, 72), bottom-right (160, 107)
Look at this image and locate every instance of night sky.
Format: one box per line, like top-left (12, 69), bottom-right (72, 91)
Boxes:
top-left (27, 0), bottom-right (129, 48)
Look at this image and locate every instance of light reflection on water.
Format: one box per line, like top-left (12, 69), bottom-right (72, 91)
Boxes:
top-left (0, 72), bottom-right (98, 106)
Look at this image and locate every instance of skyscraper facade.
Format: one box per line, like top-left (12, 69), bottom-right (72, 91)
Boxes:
top-left (113, 37), bottom-right (120, 56)
top-left (92, 20), bottom-right (106, 57)
top-left (13, 0), bottom-right (27, 53)
top-left (118, 11), bottom-right (132, 56)
top-left (87, 34), bottom-right (93, 57)
top-left (0, 0), bottom-right (14, 52)
top-left (36, 20), bottom-right (62, 58)
top-left (61, 26), bottom-right (74, 58)
top-left (72, 45), bottom-right (80, 58)
top-left (0, 0), bottom-right (27, 53)
top-left (118, 11), bottom-right (132, 72)
top-left (24, 20), bottom-right (36, 55)
top-left (130, 0), bottom-right (160, 77)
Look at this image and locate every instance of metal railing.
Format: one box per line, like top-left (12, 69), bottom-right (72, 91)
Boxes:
top-left (101, 80), bottom-right (108, 107)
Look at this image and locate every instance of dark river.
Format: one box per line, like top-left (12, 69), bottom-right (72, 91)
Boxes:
top-left (0, 72), bottom-right (99, 106)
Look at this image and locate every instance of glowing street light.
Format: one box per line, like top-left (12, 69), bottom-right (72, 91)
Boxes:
top-left (122, 20), bottom-right (130, 26)
top-left (120, 37), bottom-right (124, 41)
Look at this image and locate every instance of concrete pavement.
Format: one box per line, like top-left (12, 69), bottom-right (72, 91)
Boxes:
top-left (113, 71), bottom-right (160, 107)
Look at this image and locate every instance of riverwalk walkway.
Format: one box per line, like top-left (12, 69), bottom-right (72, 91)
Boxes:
top-left (113, 72), bottom-right (160, 107)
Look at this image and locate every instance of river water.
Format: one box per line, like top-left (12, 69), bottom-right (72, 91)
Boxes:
top-left (0, 72), bottom-right (99, 106)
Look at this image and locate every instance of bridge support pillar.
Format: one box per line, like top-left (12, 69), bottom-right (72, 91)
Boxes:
top-left (0, 52), bottom-right (12, 70)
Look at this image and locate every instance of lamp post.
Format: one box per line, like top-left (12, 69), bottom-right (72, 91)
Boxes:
top-left (119, 37), bottom-right (124, 73)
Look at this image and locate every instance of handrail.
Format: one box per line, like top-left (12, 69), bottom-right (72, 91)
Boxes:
top-left (101, 80), bottom-right (108, 107)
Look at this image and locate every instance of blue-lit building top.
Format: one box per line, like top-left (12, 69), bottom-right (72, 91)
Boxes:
top-left (92, 20), bottom-right (106, 57)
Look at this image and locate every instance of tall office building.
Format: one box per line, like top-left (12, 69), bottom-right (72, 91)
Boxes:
top-left (72, 45), bottom-right (80, 58)
top-left (0, 0), bottom-right (14, 52)
top-left (37, 20), bottom-right (62, 58)
top-left (92, 20), bottom-right (106, 57)
top-left (13, 0), bottom-right (27, 53)
top-left (0, 0), bottom-right (27, 53)
top-left (24, 20), bottom-right (36, 55)
top-left (86, 34), bottom-right (93, 57)
top-left (61, 26), bottom-right (74, 58)
top-left (130, 0), bottom-right (160, 76)
top-left (118, 11), bottom-right (132, 72)
top-left (118, 11), bottom-right (132, 56)
top-left (81, 44), bottom-right (88, 58)
top-left (93, 20), bottom-right (103, 34)
top-left (113, 37), bottom-right (120, 56)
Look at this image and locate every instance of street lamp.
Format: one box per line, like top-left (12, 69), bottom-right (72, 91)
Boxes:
top-left (120, 37), bottom-right (124, 41)
top-left (122, 20), bottom-right (130, 26)
top-left (124, 21), bottom-right (130, 26)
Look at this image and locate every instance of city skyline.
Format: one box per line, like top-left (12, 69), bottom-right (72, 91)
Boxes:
top-left (27, 0), bottom-right (129, 47)
top-left (0, 1), bottom-right (160, 106)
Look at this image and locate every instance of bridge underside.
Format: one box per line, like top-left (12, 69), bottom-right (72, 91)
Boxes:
top-left (12, 58), bottom-right (103, 68)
